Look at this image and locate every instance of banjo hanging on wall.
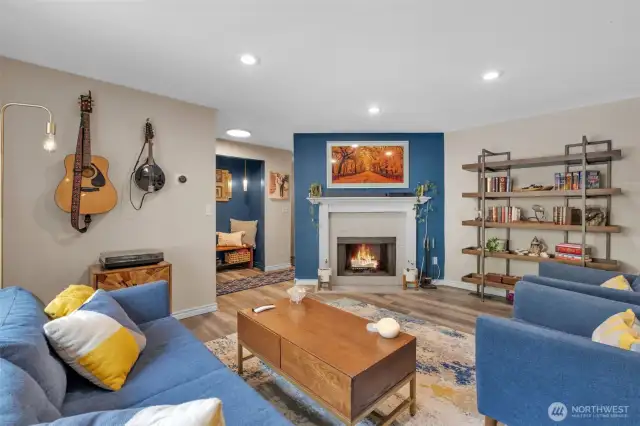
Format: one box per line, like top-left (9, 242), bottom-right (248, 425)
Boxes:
top-left (55, 91), bottom-right (117, 233)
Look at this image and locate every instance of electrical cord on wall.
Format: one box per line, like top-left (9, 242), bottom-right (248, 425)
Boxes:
top-left (129, 140), bottom-right (152, 210)
top-left (433, 263), bottom-right (442, 281)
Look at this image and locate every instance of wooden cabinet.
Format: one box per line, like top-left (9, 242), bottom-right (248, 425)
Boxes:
top-left (89, 261), bottom-right (172, 310)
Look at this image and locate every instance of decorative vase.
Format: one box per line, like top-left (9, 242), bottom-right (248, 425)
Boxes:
top-left (287, 286), bottom-right (307, 304)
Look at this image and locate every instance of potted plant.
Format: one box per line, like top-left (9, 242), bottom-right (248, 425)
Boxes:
top-left (486, 237), bottom-right (507, 253)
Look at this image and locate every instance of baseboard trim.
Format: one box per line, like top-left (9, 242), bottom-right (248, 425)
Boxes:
top-left (265, 263), bottom-right (292, 272)
top-left (172, 303), bottom-right (218, 320)
top-left (437, 279), bottom-right (507, 297)
top-left (294, 278), bottom-right (317, 286)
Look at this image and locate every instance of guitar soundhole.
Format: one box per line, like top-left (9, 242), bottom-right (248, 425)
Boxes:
top-left (82, 167), bottom-right (96, 178)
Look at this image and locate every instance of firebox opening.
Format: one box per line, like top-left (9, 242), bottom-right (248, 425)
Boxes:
top-left (337, 237), bottom-right (396, 276)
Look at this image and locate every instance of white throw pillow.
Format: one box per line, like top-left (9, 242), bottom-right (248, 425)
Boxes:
top-left (126, 399), bottom-right (225, 425)
top-left (230, 219), bottom-right (258, 247)
top-left (217, 231), bottom-right (245, 247)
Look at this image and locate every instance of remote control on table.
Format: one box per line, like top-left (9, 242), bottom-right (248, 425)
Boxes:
top-left (253, 305), bottom-right (276, 313)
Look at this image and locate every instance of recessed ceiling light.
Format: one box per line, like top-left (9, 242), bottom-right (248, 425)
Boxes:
top-left (482, 70), bottom-right (502, 81)
top-left (240, 54), bottom-right (259, 65)
top-left (368, 106), bottom-right (381, 115)
top-left (226, 129), bottom-right (251, 138)
top-left (352, 144), bottom-right (359, 148)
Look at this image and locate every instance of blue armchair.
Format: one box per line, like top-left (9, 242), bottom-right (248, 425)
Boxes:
top-left (477, 281), bottom-right (640, 426)
top-left (523, 262), bottom-right (640, 305)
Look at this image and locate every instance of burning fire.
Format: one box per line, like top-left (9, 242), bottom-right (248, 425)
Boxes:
top-left (351, 244), bottom-right (378, 269)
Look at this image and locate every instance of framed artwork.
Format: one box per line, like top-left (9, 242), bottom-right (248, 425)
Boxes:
top-left (216, 169), bottom-right (232, 202)
top-left (268, 171), bottom-right (290, 200)
top-left (326, 141), bottom-right (409, 188)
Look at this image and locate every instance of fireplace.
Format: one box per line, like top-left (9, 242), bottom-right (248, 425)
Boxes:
top-left (337, 237), bottom-right (396, 276)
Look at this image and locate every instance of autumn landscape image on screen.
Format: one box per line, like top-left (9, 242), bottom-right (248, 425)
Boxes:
top-left (330, 144), bottom-right (405, 185)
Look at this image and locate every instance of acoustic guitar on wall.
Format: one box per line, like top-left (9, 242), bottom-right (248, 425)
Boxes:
top-left (55, 92), bottom-right (117, 231)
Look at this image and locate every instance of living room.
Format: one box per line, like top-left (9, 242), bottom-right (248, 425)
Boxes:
top-left (1, 2), bottom-right (639, 426)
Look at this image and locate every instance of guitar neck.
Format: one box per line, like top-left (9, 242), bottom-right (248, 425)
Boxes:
top-left (147, 139), bottom-right (155, 165)
top-left (82, 112), bottom-right (92, 168)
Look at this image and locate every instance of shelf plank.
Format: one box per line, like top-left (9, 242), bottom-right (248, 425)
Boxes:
top-left (462, 149), bottom-right (622, 172)
top-left (461, 274), bottom-right (515, 291)
top-left (461, 220), bottom-right (621, 233)
top-left (461, 247), bottom-right (619, 271)
top-left (462, 188), bottom-right (622, 199)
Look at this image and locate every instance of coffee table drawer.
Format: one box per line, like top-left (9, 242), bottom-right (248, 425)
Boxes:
top-left (281, 339), bottom-right (352, 418)
top-left (237, 313), bottom-right (281, 368)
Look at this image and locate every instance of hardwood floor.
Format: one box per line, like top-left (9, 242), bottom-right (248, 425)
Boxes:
top-left (216, 267), bottom-right (263, 284)
top-left (181, 281), bottom-right (512, 342)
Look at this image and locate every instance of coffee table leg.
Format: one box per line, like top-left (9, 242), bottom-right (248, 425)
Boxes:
top-left (237, 341), bottom-right (243, 375)
top-left (410, 375), bottom-right (417, 416)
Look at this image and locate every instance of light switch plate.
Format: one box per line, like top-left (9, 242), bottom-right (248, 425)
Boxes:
top-left (205, 204), bottom-right (213, 216)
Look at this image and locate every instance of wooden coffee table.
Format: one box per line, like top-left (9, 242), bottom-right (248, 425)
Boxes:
top-left (237, 298), bottom-right (417, 425)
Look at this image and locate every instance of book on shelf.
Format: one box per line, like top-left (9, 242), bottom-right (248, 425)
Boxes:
top-left (555, 243), bottom-right (591, 255)
top-left (552, 206), bottom-right (581, 225)
top-left (486, 206), bottom-right (521, 223)
top-left (555, 252), bottom-right (592, 262)
top-left (553, 170), bottom-right (600, 190)
top-left (484, 176), bottom-right (512, 193)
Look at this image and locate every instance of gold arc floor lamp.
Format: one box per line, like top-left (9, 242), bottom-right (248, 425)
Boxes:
top-left (0, 102), bottom-right (57, 288)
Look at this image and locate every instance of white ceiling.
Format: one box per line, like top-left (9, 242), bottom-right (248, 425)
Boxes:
top-left (1, 1), bottom-right (639, 151)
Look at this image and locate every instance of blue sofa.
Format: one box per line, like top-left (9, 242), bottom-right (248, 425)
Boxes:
top-left (476, 281), bottom-right (640, 426)
top-left (523, 262), bottom-right (640, 305)
top-left (0, 282), bottom-right (289, 425)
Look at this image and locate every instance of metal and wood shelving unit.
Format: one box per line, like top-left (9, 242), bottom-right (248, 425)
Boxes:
top-left (463, 137), bottom-right (623, 301)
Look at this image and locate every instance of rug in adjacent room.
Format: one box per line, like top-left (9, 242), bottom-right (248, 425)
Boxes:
top-left (205, 298), bottom-right (482, 425)
top-left (216, 268), bottom-right (294, 296)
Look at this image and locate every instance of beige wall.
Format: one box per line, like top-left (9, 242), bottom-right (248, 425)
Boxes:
top-left (0, 57), bottom-right (217, 312)
top-left (216, 139), bottom-right (293, 269)
top-left (445, 97), bottom-right (640, 283)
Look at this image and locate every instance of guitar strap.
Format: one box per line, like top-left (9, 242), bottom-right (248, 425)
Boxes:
top-left (70, 114), bottom-right (91, 233)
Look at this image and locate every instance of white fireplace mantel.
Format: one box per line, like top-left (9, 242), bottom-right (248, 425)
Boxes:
top-left (307, 196), bottom-right (430, 206)
top-left (307, 196), bottom-right (430, 280)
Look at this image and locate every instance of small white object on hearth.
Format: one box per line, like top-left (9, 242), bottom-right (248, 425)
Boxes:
top-left (366, 317), bottom-right (401, 339)
top-left (403, 268), bottom-right (418, 282)
top-left (318, 268), bottom-right (331, 283)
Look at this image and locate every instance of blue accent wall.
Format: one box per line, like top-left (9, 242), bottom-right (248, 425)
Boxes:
top-left (216, 155), bottom-right (265, 269)
top-left (293, 133), bottom-right (445, 280)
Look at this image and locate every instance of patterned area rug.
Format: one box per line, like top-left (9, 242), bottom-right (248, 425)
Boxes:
top-left (205, 298), bottom-right (482, 425)
top-left (216, 268), bottom-right (294, 296)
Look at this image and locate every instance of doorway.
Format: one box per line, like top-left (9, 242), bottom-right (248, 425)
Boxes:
top-left (215, 155), bottom-right (265, 288)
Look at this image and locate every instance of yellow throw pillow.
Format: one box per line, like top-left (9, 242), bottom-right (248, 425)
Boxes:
top-left (217, 231), bottom-right (245, 247)
top-left (592, 309), bottom-right (640, 350)
top-left (43, 290), bottom-right (146, 391)
top-left (601, 275), bottom-right (632, 291)
top-left (45, 285), bottom-right (95, 319)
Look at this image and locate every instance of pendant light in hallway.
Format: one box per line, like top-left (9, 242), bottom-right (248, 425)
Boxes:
top-left (243, 160), bottom-right (248, 191)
